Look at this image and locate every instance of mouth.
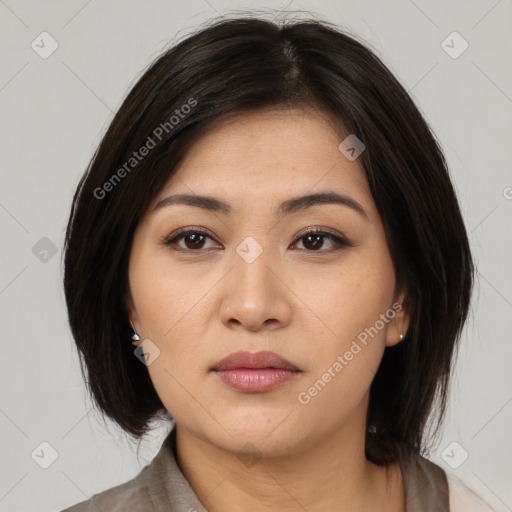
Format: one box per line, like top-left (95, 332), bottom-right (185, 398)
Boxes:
top-left (210, 350), bottom-right (301, 393)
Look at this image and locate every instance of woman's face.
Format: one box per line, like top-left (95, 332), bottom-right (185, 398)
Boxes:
top-left (127, 108), bottom-right (409, 456)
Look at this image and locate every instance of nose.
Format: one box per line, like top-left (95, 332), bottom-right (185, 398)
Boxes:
top-left (219, 242), bottom-right (292, 332)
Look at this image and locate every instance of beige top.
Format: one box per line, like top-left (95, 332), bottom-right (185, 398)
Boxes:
top-left (61, 426), bottom-right (450, 511)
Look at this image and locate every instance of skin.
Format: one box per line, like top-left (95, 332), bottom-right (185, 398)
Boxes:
top-left (126, 107), bottom-right (411, 511)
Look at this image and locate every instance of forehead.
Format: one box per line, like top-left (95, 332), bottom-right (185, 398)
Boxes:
top-left (153, 108), bottom-right (373, 212)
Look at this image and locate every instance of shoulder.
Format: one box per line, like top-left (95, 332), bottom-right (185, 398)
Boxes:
top-left (447, 473), bottom-right (498, 512)
top-left (398, 449), bottom-right (497, 511)
top-left (60, 464), bottom-right (153, 512)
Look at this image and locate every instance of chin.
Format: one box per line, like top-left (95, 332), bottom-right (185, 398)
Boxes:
top-left (206, 407), bottom-right (304, 454)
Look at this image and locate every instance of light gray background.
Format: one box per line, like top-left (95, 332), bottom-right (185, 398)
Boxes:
top-left (1, 1), bottom-right (511, 511)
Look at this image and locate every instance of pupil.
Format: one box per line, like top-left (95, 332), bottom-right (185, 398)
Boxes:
top-left (186, 233), bottom-right (204, 249)
top-left (305, 235), bottom-right (322, 250)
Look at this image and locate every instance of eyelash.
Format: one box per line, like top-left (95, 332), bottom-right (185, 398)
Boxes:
top-left (162, 226), bottom-right (352, 254)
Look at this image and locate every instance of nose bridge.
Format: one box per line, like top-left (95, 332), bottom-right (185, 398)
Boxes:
top-left (219, 233), bottom-right (290, 329)
top-left (232, 234), bottom-right (276, 294)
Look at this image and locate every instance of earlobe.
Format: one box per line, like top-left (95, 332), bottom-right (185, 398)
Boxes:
top-left (386, 330), bottom-right (406, 348)
top-left (385, 292), bottom-right (411, 347)
top-left (129, 318), bottom-right (142, 347)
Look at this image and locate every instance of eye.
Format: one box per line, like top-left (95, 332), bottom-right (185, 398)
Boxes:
top-left (163, 228), bottom-right (220, 252)
top-left (162, 226), bottom-right (351, 253)
top-left (291, 227), bottom-right (350, 252)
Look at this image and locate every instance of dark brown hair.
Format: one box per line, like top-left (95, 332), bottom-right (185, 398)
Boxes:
top-left (63, 13), bottom-right (474, 465)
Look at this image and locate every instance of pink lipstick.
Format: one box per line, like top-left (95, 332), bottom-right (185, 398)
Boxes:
top-left (211, 350), bottom-right (300, 393)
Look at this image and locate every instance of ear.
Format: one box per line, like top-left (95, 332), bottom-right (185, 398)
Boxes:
top-left (124, 289), bottom-right (142, 347)
top-left (385, 290), bottom-right (411, 347)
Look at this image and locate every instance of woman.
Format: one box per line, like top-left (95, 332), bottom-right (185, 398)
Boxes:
top-left (61, 13), bottom-right (493, 511)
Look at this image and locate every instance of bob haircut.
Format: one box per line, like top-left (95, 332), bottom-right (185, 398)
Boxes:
top-left (63, 14), bottom-right (474, 465)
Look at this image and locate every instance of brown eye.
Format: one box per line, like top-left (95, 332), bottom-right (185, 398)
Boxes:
top-left (293, 229), bottom-right (349, 252)
top-left (181, 232), bottom-right (207, 250)
top-left (163, 227), bottom-right (350, 254)
top-left (164, 229), bottom-right (219, 251)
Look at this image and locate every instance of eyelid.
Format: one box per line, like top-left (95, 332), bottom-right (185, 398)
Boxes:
top-left (293, 225), bottom-right (350, 243)
top-left (165, 225), bottom-right (218, 241)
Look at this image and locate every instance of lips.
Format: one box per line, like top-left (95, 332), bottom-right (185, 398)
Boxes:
top-left (210, 350), bottom-right (299, 372)
top-left (210, 350), bottom-right (301, 393)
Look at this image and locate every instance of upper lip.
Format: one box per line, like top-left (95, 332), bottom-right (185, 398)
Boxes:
top-left (211, 350), bottom-right (300, 372)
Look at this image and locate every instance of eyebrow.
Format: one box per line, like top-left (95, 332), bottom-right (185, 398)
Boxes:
top-left (153, 191), bottom-right (368, 220)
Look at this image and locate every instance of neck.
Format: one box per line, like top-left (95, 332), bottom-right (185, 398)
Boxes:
top-left (174, 417), bottom-right (404, 511)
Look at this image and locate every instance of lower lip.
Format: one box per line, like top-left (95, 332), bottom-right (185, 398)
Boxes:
top-left (213, 368), bottom-right (300, 393)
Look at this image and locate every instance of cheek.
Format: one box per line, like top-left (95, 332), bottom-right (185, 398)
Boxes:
top-left (294, 247), bottom-right (395, 349)
top-left (291, 244), bottom-right (395, 400)
top-left (129, 259), bottom-right (208, 421)
top-left (129, 244), bottom-right (206, 339)
top-left (131, 279), bottom-right (207, 371)
top-left (132, 288), bottom-right (222, 440)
